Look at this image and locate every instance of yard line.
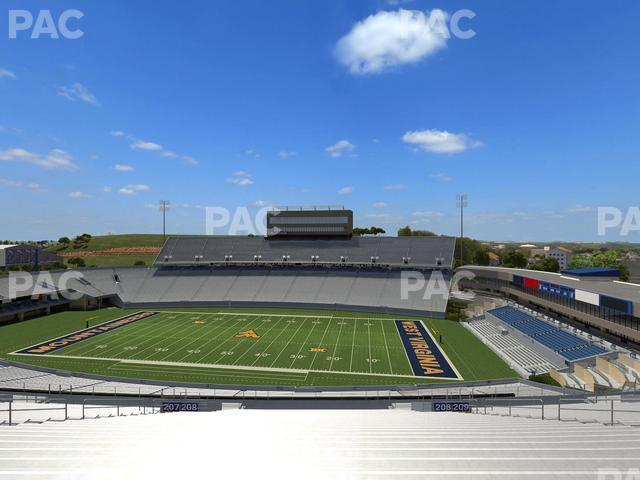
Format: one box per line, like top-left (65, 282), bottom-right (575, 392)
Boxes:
top-left (249, 317), bottom-right (296, 367)
top-left (135, 314), bottom-right (207, 360)
top-left (349, 317), bottom-right (357, 372)
top-left (286, 317), bottom-right (324, 369)
top-left (269, 317), bottom-right (309, 368)
top-left (63, 313), bottom-right (174, 359)
top-left (328, 316), bottom-right (346, 371)
top-left (157, 315), bottom-right (234, 362)
top-left (231, 316), bottom-right (285, 365)
top-left (190, 315), bottom-right (252, 364)
top-left (379, 319), bottom-right (395, 375)
top-left (306, 315), bottom-right (334, 372)
top-left (367, 319), bottom-right (372, 374)
top-left (202, 315), bottom-right (269, 365)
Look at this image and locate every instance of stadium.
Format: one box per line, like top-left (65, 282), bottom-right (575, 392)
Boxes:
top-left (1, 208), bottom-right (639, 478)
top-left (3, 1), bottom-right (640, 477)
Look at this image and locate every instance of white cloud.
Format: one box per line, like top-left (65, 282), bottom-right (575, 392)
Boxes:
top-left (430, 172), bottom-right (452, 182)
top-left (226, 177), bottom-right (254, 186)
top-left (412, 210), bottom-right (444, 218)
top-left (119, 184), bottom-right (151, 195)
top-left (0, 148), bottom-right (79, 170)
top-left (0, 69), bottom-right (16, 79)
top-left (278, 150), bottom-right (297, 159)
top-left (402, 129), bottom-right (480, 154)
top-left (335, 9), bottom-right (449, 75)
top-left (103, 186), bottom-right (112, 193)
top-left (57, 83), bottom-right (100, 106)
top-left (337, 186), bottom-right (354, 195)
top-left (0, 178), bottom-right (42, 192)
top-left (182, 155), bottom-right (198, 165)
top-left (253, 200), bottom-right (273, 207)
top-left (226, 171), bottom-right (254, 186)
top-left (245, 149), bottom-right (261, 159)
top-left (566, 205), bottom-right (593, 214)
top-left (114, 164), bottom-right (134, 172)
top-left (384, 183), bottom-right (406, 190)
top-left (160, 151), bottom-right (178, 158)
top-left (373, 201), bottom-right (388, 208)
top-left (326, 140), bottom-right (355, 158)
top-left (110, 130), bottom-right (126, 137)
top-left (69, 191), bottom-right (92, 199)
top-left (130, 140), bottom-right (163, 151)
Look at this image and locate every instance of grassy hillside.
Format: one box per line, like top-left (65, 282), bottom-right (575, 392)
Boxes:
top-left (47, 234), bottom-right (167, 253)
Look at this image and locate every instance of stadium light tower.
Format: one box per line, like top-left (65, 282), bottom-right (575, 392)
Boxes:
top-left (456, 193), bottom-right (468, 266)
top-left (159, 200), bottom-right (170, 241)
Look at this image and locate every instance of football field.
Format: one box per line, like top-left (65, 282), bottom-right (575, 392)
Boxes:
top-left (3, 308), bottom-right (517, 386)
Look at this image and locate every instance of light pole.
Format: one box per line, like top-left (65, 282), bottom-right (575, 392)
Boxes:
top-left (456, 193), bottom-right (467, 266)
top-left (159, 200), bottom-right (170, 241)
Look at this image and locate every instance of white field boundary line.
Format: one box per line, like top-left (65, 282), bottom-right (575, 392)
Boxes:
top-left (148, 310), bottom-right (421, 322)
top-left (379, 319), bottom-right (395, 375)
top-left (7, 353), bottom-right (454, 380)
top-left (417, 319), bottom-right (464, 381)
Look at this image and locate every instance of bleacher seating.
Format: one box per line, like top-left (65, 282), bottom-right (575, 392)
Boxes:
top-left (487, 306), bottom-right (608, 361)
top-left (466, 318), bottom-right (559, 374)
top-left (0, 409), bottom-right (638, 478)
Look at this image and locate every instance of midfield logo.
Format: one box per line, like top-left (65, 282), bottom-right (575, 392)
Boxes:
top-left (235, 330), bottom-right (260, 339)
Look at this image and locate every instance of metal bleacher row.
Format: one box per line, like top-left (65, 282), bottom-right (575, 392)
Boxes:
top-left (487, 306), bottom-right (608, 361)
top-left (156, 235), bottom-right (456, 267)
top-left (1, 408), bottom-right (639, 478)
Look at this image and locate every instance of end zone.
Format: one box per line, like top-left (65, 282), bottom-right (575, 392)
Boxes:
top-left (395, 320), bottom-right (462, 380)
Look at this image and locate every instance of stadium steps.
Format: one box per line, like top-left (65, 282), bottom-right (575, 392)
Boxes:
top-left (0, 410), bottom-right (639, 479)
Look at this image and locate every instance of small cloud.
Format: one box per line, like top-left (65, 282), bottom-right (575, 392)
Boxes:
top-left (113, 164), bottom-right (134, 172)
top-left (119, 184), bottom-right (151, 195)
top-left (253, 200), bottom-right (273, 207)
top-left (566, 205), bottom-right (593, 214)
top-left (0, 148), bottom-right (79, 170)
top-left (245, 149), bottom-right (261, 159)
top-left (326, 140), bottom-right (355, 158)
top-left (57, 83), bottom-right (100, 106)
top-left (402, 129), bottom-right (481, 154)
top-left (430, 172), bottom-right (452, 182)
top-left (372, 138), bottom-right (380, 144)
top-left (0, 178), bottom-right (43, 192)
top-left (412, 211), bottom-right (444, 218)
top-left (69, 191), bottom-right (92, 199)
top-left (337, 186), bottom-right (354, 195)
top-left (110, 130), bottom-right (126, 137)
top-left (226, 171), bottom-right (254, 186)
top-left (0, 69), bottom-right (16, 79)
top-left (384, 183), bottom-right (406, 190)
top-left (372, 201), bottom-right (388, 208)
top-left (103, 186), bottom-right (112, 193)
top-left (278, 150), bottom-right (297, 159)
top-left (182, 155), bottom-right (198, 165)
top-left (130, 140), bottom-right (163, 151)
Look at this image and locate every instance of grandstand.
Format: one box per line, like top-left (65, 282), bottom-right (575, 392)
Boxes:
top-left (487, 306), bottom-right (609, 362)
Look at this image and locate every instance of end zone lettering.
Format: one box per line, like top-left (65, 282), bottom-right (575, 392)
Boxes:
top-left (395, 320), bottom-right (459, 379)
top-left (17, 311), bottom-right (157, 355)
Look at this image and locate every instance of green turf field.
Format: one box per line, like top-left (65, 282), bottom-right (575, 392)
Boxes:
top-left (0, 307), bottom-right (517, 386)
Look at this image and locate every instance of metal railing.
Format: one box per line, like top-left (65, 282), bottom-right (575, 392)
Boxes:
top-left (470, 395), bottom-right (640, 426)
top-left (0, 397), bottom-right (161, 426)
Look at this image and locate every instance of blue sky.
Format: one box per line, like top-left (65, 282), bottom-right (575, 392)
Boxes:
top-left (1, 0), bottom-right (640, 241)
